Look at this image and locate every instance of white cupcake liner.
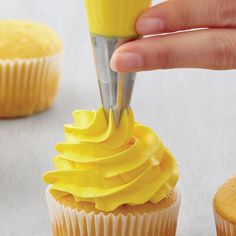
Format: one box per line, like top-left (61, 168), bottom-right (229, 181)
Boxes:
top-left (214, 208), bottom-right (236, 236)
top-left (0, 53), bottom-right (61, 117)
top-left (46, 189), bottom-right (181, 236)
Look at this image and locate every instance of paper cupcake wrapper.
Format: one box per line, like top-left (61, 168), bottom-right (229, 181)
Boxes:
top-left (214, 208), bottom-right (236, 236)
top-left (46, 189), bottom-right (181, 236)
top-left (0, 53), bottom-right (61, 117)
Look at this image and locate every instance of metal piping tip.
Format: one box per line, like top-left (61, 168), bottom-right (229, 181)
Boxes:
top-left (98, 72), bottom-right (135, 126)
top-left (90, 34), bottom-right (137, 127)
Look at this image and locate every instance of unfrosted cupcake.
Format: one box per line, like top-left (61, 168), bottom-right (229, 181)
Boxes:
top-left (214, 176), bottom-right (236, 236)
top-left (43, 108), bottom-right (181, 236)
top-left (0, 20), bottom-right (62, 117)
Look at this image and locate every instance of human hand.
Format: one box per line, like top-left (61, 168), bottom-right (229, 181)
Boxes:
top-left (110, 0), bottom-right (236, 72)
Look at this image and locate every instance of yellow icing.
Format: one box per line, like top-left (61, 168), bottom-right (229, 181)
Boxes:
top-left (84, 0), bottom-right (152, 37)
top-left (43, 107), bottom-right (179, 212)
top-left (0, 20), bottom-right (62, 59)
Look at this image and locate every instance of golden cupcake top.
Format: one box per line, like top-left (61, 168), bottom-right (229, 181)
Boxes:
top-left (214, 176), bottom-right (236, 223)
top-left (55, 190), bottom-right (178, 215)
top-left (43, 108), bottom-right (179, 212)
top-left (0, 20), bottom-right (62, 59)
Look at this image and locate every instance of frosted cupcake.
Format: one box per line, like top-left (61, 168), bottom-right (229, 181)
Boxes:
top-left (0, 20), bottom-right (62, 117)
top-left (214, 176), bottom-right (236, 236)
top-left (43, 108), bottom-right (181, 236)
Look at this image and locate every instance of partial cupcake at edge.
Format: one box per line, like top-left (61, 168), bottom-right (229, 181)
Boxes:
top-left (214, 176), bottom-right (236, 236)
top-left (43, 108), bottom-right (181, 236)
top-left (0, 20), bottom-right (62, 117)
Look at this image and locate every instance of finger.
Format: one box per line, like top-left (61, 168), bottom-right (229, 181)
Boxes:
top-left (136, 0), bottom-right (236, 35)
top-left (110, 29), bottom-right (236, 72)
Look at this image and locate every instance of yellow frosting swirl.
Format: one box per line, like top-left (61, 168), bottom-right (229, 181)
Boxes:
top-left (43, 108), bottom-right (179, 212)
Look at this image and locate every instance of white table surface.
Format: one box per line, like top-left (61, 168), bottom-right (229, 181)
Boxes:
top-left (1, 0), bottom-right (236, 235)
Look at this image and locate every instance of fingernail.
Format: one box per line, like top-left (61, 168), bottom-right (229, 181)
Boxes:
top-left (137, 18), bottom-right (165, 34)
top-left (110, 52), bottom-right (143, 72)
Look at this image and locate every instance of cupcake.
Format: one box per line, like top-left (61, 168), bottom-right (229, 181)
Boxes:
top-left (43, 107), bottom-right (181, 236)
top-left (0, 20), bottom-right (62, 117)
top-left (214, 176), bottom-right (236, 236)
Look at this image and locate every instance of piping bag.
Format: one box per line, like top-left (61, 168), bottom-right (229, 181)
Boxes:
top-left (85, 0), bottom-right (152, 126)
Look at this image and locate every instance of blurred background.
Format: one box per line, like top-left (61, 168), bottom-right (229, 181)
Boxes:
top-left (0, 0), bottom-right (236, 235)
